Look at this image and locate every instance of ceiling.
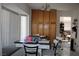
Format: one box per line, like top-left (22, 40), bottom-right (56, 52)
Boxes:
top-left (2, 3), bottom-right (28, 15)
top-left (27, 3), bottom-right (79, 11)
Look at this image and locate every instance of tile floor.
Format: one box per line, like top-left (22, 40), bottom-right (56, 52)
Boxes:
top-left (11, 47), bottom-right (79, 56)
top-left (11, 41), bottom-right (79, 56)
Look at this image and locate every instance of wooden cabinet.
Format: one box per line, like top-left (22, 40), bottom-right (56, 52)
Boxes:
top-left (50, 10), bottom-right (56, 24)
top-left (49, 24), bottom-right (56, 42)
top-left (43, 11), bottom-right (49, 38)
top-left (38, 10), bottom-right (44, 35)
top-left (32, 10), bottom-right (39, 35)
top-left (32, 10), bottom-right (39, 23)
top-left (49, 10), bottom-right (57, 42)
top-left (43, 11), bottom-right (49, 24)
top-left (32, 24), bottom-right (38, 35)
top-left (32, 9), bottom-right (57, 43)
top-left (38, 10), bottom-right (43, 24)
top-left (43, 24), bottom-right (49, 37)
top-left (38, 24), bottom-right (43, 35)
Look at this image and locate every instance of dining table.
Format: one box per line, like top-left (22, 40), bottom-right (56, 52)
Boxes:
top-left (14, 40), bottom-right (50, 56)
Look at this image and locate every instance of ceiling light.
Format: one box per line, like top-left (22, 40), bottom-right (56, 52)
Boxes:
top-left (41, 3), bottom-right (50, 11)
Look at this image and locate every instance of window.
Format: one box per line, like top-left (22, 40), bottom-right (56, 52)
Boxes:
top-left (20, 16), bottom-right (29, 42)
top-left (60, 17), bottom-right (71, 31)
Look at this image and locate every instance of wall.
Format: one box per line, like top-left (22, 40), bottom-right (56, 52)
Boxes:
top-left (14, 3), bottom-right (31, 39)
top-left (15, 3), bottom-right (32, 34)
top-left (15, 3), bottom-right (30, 14)
top-left (0, 3), bottom-right (2, 56)
top-left (1, 7), bottom-right (21, 47)
top-left (56, 9), bottom-right (79, 53)
top-left (1, 9), bottom-right (10, 47)
top-left (1, 3), bottom-right (31, 48)
top-left (9, 11), bottom-right (20, 46)
top-left (56, 10), bottom-right (79, 35)
top-left (73, 9), bottom-right (79, 53)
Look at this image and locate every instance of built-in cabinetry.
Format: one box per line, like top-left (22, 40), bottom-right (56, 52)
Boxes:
top-left (31, 9), bottom-right (57, 43)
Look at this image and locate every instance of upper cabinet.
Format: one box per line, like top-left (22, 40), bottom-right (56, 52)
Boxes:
top-left (38, 10), bottom-right (44, 24)
top-left (43, 11), bottom-right (49, 24)
top-left (49, 9), bottom-right (57, 24)
top-left (32, 10), bottom-right (39, 24)
top-left (32, 9), bottom-right (56, 24)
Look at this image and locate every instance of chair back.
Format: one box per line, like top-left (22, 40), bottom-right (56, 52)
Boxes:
top-left (23, 44), bottom-right (38, 56)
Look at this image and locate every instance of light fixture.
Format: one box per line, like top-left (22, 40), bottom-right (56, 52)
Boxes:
top-left (41, 3), bottom-right (50, 11)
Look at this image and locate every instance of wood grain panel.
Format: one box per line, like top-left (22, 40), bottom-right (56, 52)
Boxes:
top-left (38, 24), bottom-right (43, 35)
top-left (44, 24), bottom-right (49, 37)
top-left (32, 24), bottom-right (38, 35)
top-left (49, 24), bottom-right (56, 42)
top-left (43, 11), bottom-right (49, 24)
top-left (32, 10), bottom-right (39, 23)
top-left (38, 10), bottom-right (43, 24)
top-left (31, 9), bottom-right (57, 43)
top-left (49, 10), bottom-right (56, 24)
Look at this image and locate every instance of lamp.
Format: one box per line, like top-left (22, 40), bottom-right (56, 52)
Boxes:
top-left (41, 3), bottom-right (50, 11)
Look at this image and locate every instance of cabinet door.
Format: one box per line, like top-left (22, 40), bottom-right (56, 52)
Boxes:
top-left (43, 11), bottom-right (49, 24)
top-left (38, 24), bottom-right (43, 35)
top-left (32, 10), bottom-right (39, 24)
top-left (49, 24), bottom-right (56, 42)
top-left (32, 24), bottom-right (38, 35)
top-left (50, 10), bottom-right (56, 24)
top-left (44, 24), bottom-right (49, 37)
top-left (39, 10), bottom-right (43, 24)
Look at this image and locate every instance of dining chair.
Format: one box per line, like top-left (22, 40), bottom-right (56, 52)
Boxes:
top-left (53, 39), bottom-right (62, 56)
top-left (23, 44), bottom-right (38, 56)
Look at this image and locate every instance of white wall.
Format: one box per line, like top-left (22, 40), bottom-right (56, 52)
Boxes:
top-left (56, 9), bottom-right (79, 53)
top-left (1, 3), bottom-right (31, 48)
top-left (15, 3), bottom-right (30, 14)
top-left (15, 3), bottom-right (32, 34)
top-left (56, 10), bottom-right (78, 36)
top-left (0, 3), bottom-right (31, 55)
top-left (1, 9), bottom-right (21, 47)
top-left (73, 9), bottom-right (79, 53)
top-left (9, 11), bottom-right (20, 46)
top-left (1, 9), bottom-right (10, 47)
top-left (0, 3), bottom-right (2, 56)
